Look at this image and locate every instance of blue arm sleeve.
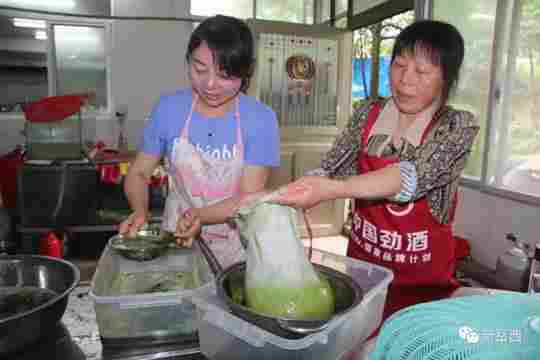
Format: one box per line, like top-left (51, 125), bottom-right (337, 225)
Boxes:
top-left (391, 161), bottom-right (418, 203)
top-left (244, 105), bottom-right (280, 167)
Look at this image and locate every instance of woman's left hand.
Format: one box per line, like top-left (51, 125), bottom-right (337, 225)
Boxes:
top-left (175, 208), bottom-right (201, 247)
top-left (270, 176), bottom-right (340, 210)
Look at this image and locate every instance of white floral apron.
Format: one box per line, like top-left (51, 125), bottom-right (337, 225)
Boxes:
top-left (162, 93), bottom-right (245, 268)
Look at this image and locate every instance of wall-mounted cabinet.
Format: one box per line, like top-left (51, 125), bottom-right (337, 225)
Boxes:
top-left (248, 19), bottom-right (352, 238)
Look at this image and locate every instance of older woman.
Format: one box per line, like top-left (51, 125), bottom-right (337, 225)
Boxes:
top-left (272, 20), bottom-right (479, 321)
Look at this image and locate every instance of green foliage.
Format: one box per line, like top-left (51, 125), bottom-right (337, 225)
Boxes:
top-left (352, 11), bottom-right (414, 99)
top-left (352, 11), bottom-right (413, 60)
top-left (510, 124), bottom-right (540, 156)
top-left (523, 0), bottom-right (540, 19)
top-left (256, 0), bottom-right (309, 23)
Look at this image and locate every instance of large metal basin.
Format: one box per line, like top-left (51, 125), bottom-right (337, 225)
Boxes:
top-left (217, 262), bottom-right (363, 339)
top-left (0, 255), bottom-right (80, 354)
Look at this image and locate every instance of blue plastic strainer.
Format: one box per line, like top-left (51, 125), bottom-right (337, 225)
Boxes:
top-left (369, 293), bottom-right (540, 360)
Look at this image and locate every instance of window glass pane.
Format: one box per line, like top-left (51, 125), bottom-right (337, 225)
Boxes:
top-left (0, 0), bottom-right (110, 17)
top-left (336, 0), bottom-right (348, 17)
top-left (0, 15), bottom-right (48, 113)
top-left (256, 0), bottom-right (314, 24)
top-left (53, 25), bottom-right (107, 112)
top-left (434, 0), bottom-right (498, 180)
top-left (316, 0), bottom-right (330, 23)
top-left (353, 0), bottom-right (385, 15)
top-left (496, 1), bottom-right (540, 197)
top-left (351, 11), bottom-right (413, 109)
top-left (315, 0), bottom-right (348, 25)
top-left (190, 0), bottom-right (253, 19)
top-left (335, 16), bottom-right (348, 29)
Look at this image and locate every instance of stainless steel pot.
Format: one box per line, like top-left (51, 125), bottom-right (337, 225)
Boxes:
top-left (196, 237), bottom-right (363, 339)
top-left (0, 255), bottom-right (80, 354)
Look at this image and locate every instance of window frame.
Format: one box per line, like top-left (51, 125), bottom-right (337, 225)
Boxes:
top-left (348, 0), bottom-right (415, 29)
top-left (425, 0), bottom-right (540, 206)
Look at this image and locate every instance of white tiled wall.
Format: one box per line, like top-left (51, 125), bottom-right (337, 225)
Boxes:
top-left (453, 186), bottom-right (540, 269)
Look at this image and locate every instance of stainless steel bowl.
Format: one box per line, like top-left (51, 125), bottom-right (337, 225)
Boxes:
top-left (0, 255), bottom-right (80, 354)
top-left (217, 262), bottom-right (363, 339)
top-left (195, 235), bottom-right (364, 339)
top-left (109, 225), bottom-right (174, 261)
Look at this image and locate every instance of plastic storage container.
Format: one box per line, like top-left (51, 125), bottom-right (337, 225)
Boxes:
top-left (23, 95), bottom-right (85, 161)
top-left (192, 249), bottom-right (393, 360)
top-left (25, 115), bottom-right (84, 160)
top-left (89, 239), bottom-right (214, 341)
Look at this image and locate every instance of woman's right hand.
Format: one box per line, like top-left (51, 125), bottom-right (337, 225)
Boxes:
top-left (118, 210), bottom-right (148, 238)
top-left (175, 208), bottom-right (201, 247)
top-left (269, 176), bottom-right (339, 209)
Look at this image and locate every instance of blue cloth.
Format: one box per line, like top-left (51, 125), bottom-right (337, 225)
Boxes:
top-left (352, 57), bottom-right (391, 99)
top-left (139, 88), bottom-right (280, 167)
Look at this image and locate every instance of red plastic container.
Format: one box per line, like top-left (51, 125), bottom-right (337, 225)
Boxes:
top-left (39, 231), bottom-right (63, 258)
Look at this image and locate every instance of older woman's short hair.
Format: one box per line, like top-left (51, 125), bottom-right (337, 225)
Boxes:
top-left (391, 20), bottom-right (465, 104)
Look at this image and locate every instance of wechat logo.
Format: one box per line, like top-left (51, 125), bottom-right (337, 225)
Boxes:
top-left (459, 326), bottom-right (480, 344)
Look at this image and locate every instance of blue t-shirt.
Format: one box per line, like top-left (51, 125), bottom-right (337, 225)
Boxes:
top-left (138, 89), bottom-right (280, 167)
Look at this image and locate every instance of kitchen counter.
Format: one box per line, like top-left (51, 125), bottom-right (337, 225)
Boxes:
top-left (62, 286), bottom-right (102, 360)
top-left (62, 278), bottom-right (501, 360)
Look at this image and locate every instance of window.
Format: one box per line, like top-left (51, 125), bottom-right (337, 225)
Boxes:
top-left (190, 0), bottom-right (314, 24)
top-left (53, 25), bottom-right (108, 111)
top-left (0, 14), bottom-right (110, 115)
top-left (351, 11), bottom-right (414, 110)
top-left (434, 0), bottom-right (540, 200)
top-left (190, 0), bottom-right (253, 19)
top-left (315, 0), bottom-right (347, 25)
top-left (256, 0), bottom-right (314, 24)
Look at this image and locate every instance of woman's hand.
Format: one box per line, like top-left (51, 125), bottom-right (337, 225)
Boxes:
top-left (175, 208), bottom-right (201, 247)
top-left (118, 210), bottom-right (148, 238)
top-left (270, 176), bottom-right (341, 210)
top-left (233, 191), bottom-right (271, 212)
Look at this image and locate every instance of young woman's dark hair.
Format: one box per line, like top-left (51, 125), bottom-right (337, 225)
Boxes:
top-left (186, 15), bottom-right (255, 92)
top-left (391, 20), bottom-right (465, 105)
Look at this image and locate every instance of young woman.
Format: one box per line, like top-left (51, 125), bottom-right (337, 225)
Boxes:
top-left (119, 15), bottom-right (280, 268)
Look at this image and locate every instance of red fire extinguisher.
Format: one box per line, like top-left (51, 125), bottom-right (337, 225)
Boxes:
top-left (39, 231), bottom-right (64, 258)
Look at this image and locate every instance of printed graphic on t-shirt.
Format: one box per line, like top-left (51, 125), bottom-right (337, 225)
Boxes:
top-left (171, 137), bottom-right (238, 162)
top-left (195, 143), bottom-right (238, 160)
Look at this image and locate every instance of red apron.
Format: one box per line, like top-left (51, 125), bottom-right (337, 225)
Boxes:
top-left (348, 102), bottom-right (459, 323)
